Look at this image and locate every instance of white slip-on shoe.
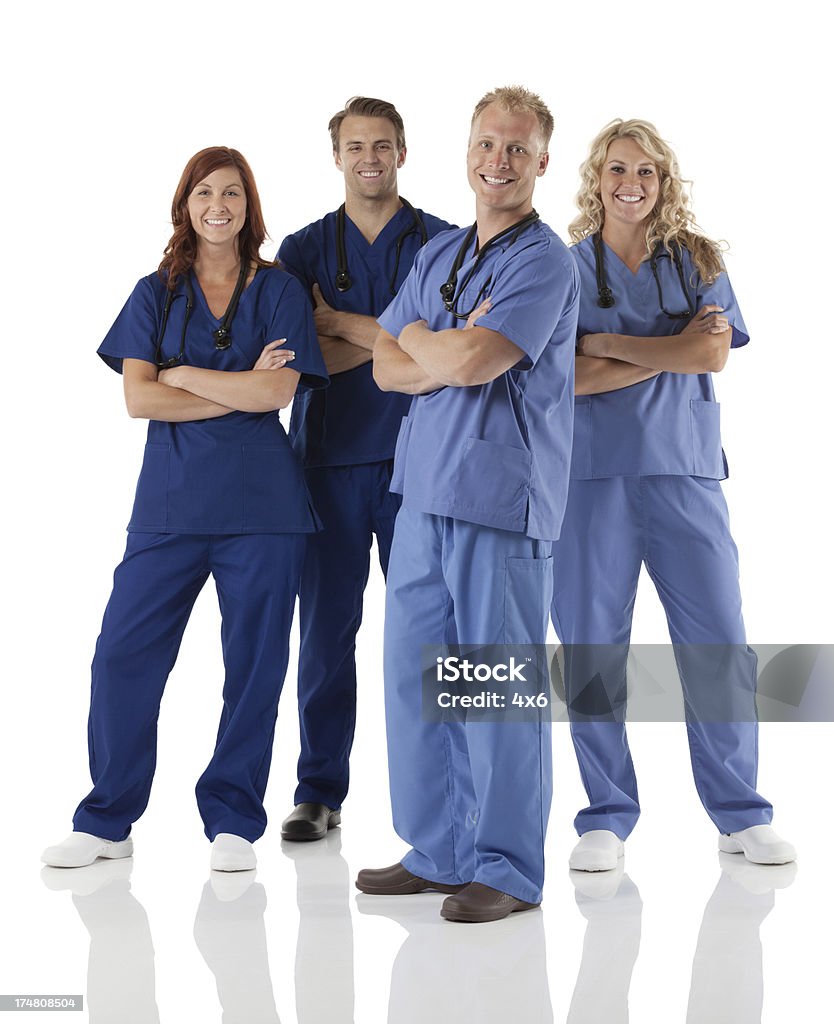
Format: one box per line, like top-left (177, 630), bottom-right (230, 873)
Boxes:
top-left (210, 833), bottom-right (257, 872)
top-left (41, 832), bottom-right (133, 868)
top-left (718, 824), bottom-right (797, 865)
top-left (569, 830), bottom-right (625, 872)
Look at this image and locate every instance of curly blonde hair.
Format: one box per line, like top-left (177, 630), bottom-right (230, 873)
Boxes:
top-left (569, 119), bottom-right (725, 283)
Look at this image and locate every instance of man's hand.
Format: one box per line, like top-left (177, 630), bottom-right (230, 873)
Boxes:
top-left (312, 283), bottom-right (341, 337)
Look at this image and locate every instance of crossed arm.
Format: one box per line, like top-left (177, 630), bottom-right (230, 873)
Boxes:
top-left (122, 341), bottom-right (299, 421)
top-left (372, 300), bottom-right (524, 395)
top-left (575, 305), bottom-right (733, 395)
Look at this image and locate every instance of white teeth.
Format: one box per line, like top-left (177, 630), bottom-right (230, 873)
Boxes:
top-left (484, 176), bottom-right (510, 185)
top-left (205, 218), bottom-right (230, 224)
top-left (615, 195), bottom-right (642, 203)
top-left (359, 171), bottom-right (382, 177)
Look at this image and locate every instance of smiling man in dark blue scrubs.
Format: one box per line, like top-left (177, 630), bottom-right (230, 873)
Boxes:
top-left (278, 97), bottom-right (454, 841)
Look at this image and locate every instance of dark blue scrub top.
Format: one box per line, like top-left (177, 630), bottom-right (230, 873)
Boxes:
top-left (378, 220), bottom-right (580, 541)
top-left (98, 267), bottom-right (328, 534)
top-left (569, 236), bottom-right (749, 480)
top-left (278, 204), bottom-right (454, 468)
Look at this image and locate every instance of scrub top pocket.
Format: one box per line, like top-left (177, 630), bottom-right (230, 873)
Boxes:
top-left (242, 445), bottom-right (320, 533)
top-left (689, 400), bottom-right (725, 478)
top-left (129, 443), bottom-right (170, 531)
top-left (454, 438), bottom-right (532, 533)
top-left (390, 415), bottom-right (413, 496)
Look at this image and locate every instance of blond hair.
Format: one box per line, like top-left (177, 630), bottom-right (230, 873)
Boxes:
top-left (471, 85), bottom-right (554, 152)
top-left (570, 118), bottom-right (725, 283)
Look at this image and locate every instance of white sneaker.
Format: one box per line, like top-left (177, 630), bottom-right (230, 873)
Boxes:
top-left (41, 832), bottom-right (133, 868)
top-left (210, 833), bottom-right (257, 872)
top-left (569, 830), bottom-right (624, 872)
top-left (718, 825), bottom-right (797, 865)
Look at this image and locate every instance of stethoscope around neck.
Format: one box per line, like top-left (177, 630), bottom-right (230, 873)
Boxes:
top-left (154, 260), bottom-right (249, 369)
top-left (334, 197), bottom-right (428, 295)
top-left (440, 210), bottom-right (540, 319)
top-left (592, 231), bottom-right (694, 319)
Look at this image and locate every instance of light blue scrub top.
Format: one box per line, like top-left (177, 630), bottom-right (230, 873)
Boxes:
top-left (570, 235), bottom-right (749, 479)
top-left (278, 206), bottom-right (455, 468)
top-left (98, 267), bottom-right (329, 535)
top-left (378, 220), bottom-right (580, 541)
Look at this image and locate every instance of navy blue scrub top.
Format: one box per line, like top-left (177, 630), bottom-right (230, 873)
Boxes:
top-left (378, 220), bottom-right (580, 541)
top-left (569, 236), bottom-right (749, 480)
top-left (98, 266), bottom-right (329, 534)
top-left (278, 204), bottom-right (454, 468)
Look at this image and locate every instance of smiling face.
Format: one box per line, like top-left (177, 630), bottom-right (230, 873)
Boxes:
top-left (334, 114), bottom-right (405, 202)
top-left (186, 167), bottom-right (247, 249)
top-left (599, 136), bottom-right (660, 230)
top-left (467, 103), bottom-right (549, 227)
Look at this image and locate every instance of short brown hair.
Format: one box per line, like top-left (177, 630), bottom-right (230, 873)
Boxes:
top-left (471, 86), bottom-right (554, 152)
top-left (328, 96), bottom-right (406, 152)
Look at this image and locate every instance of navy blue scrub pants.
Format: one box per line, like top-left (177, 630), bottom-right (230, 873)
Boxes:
top-left (384, 508), bottom-right (553, 905)
top-left (73, 531), bottom-right (305, 843)
top-left (550, 476), bottom-right (773, 839)
top-left (294, 461), bottom-right (400, 809)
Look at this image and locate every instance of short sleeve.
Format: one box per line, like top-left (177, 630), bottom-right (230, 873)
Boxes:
top-left (266, 273), bottom-right (328, 393)
top-left (97, 276), bottom-right (162, 374)
top-left (475, 239), bottom-right (581, 369)
top-left (696, 262), bottom-right (750, 350)
top-left (377, 246), bottom-right (426, 338)
top-left (277, 233), bottom-right (314, 292)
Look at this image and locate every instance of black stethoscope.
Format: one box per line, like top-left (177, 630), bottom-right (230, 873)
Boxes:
top-left (440, 210), bottom-right (540, 319)
top-left (592, 231), bottom-right (694, 319)
top-left (155, 261), bottom-right (250, 369)
top-left (334, 197), bottom-right (428, 295)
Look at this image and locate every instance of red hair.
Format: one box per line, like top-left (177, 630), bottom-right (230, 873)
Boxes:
top-left (158, 147), bottom-right (273, 289)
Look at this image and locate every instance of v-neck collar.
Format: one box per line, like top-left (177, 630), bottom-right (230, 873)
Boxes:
top-left (343, 203), bottom-right (414, 254)
top-left (191, 266), bottom-right (258, 323)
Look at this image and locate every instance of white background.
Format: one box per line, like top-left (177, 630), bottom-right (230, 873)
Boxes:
top-left (2, 1), bottom-right (831, 1021)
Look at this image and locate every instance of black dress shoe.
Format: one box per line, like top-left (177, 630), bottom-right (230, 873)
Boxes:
top-left (356, 863), bottom-right (467, 895)
top-left (440, 882), bottom-right (540, 922)
top-left (281, 802), bottom-right (341, 842)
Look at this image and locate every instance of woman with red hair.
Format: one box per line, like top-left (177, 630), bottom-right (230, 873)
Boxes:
top-left (43, 147), bottom-right (327, 872)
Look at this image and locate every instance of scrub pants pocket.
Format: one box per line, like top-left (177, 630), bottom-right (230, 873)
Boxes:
top-left (503, 549), bottom-right (553, 644)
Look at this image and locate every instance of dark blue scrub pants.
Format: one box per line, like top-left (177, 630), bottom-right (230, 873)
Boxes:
top-left (73, 531), bottom-right (305, 843)
top-left (551, 476), bottom-right (773, 839)
top-left (294, 461), bottom-right (400, 809)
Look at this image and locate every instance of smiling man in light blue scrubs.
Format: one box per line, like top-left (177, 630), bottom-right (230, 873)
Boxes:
top-left (355, 86), bottom-right (579, 923)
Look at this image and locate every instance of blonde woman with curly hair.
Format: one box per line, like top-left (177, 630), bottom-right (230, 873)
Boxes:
top-left (550, 119), bottom-right (796, 871)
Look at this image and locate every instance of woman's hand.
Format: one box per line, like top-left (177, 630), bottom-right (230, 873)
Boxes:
top-left (253, 340), bottom-right (296, 370)
top-left (681, 305), bottom-right (729, 336)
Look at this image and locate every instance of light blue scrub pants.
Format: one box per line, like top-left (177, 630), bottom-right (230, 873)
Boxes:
top-left (384, 507), bottom-right (553, 905)
top-left (295, 461), bottom-right (400, 809)
top-left (73, 531), bottom-right (305, 844)
top-left (551, 476), bottom-right (773, 839)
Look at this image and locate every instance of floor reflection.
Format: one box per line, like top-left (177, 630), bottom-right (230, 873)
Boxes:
top-left (281, 830), bottom-right (355, 1023)
top-left (567, 865), bottom-right (642, 1023)
top-left (39, 834), bottom-right (798, 1023)
top-left (357, 893), bottom-right (553, 1023)
top-left (686, 854), bottom-right (797, 1023)
top-left (193, 871), bottom-right (281, 1023)
top-left (564, 853), bottom-right (797, 1024)
top-left (41, 859), bottom-right (160, 1024)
